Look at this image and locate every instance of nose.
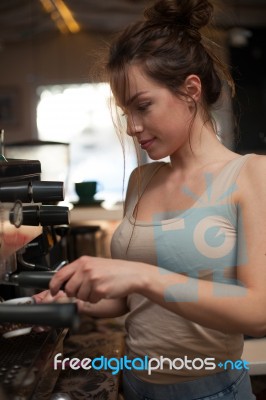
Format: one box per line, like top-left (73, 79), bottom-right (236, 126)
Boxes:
top-left (126, 114), bottom-right (143, 137)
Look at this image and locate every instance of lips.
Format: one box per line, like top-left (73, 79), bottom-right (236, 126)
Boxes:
top-left (139, 138), bottom-right (155, 150)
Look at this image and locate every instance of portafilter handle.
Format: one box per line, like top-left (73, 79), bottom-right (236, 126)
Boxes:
top-left (0, 303), bottom-right (79, 329)
top-left (6, 270), bottom-right (62, 289)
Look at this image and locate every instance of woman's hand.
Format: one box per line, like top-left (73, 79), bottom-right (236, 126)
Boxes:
top-left (32, 290), bottom-right (80, 332)
top-left (33, 289), bottom-right (87, 312)
top-left (33, 289), bottom-right (67, 304)
top-left (49, 256), bottom-right (144, 303)
top-left (31, 290), bottom-right (66, 332)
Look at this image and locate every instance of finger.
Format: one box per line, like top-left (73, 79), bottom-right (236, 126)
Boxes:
top-left (78, 282), bottom-right (104, 303)
top-left (44, 291), bottom-right (67, 303)
top-left (86, 291), bottom-right (102, 303)
top-left (64, 269), bottom-right (90, 299)
top-left (49, 262), bottom-right (77, 295)
top-left (32, 290), bottom-right (49, 303)
top-left (42, 290), bottom-right (57, 302)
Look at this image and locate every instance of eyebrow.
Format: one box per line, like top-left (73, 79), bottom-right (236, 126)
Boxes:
top-left (125, 91), bottom-right (148, 107)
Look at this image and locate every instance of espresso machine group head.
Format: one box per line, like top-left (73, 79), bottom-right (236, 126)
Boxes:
top-left (0, 155), bottom-right (79, 331)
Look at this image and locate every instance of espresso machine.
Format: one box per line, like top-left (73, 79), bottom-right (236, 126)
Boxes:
top-left (0, 134), bottom-right (79, 399)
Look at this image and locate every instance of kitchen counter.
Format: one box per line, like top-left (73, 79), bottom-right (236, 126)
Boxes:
top-left (69, 203), bottom-right (123, 258)
top-left (243, 338), bottom-right (266, 376)
top-left (70, 203), bottom-right (123, 223)
top-left (49, 315), bottom-right (125, 399)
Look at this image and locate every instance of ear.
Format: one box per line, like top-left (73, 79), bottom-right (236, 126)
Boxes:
top-left (184, 74), bottom-right (202, 102)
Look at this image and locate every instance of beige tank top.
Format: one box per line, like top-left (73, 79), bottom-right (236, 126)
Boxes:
top-left (111, 154), bottom-right (254, 383)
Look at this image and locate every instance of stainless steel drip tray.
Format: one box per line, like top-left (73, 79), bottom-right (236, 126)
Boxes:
top-left (0, 328), bottom-right (67, 400)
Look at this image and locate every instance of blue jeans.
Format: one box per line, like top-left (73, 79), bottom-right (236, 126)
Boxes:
top-left (122, 369), bottom-right (256, 400)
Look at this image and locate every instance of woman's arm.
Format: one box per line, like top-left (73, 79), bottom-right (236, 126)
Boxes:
top-left (49, 156), bottom-right (266, 337)
top-left (80, 298), bottom-right (128, 317)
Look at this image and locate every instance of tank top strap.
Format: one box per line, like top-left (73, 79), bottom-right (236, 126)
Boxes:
top-left (139, 161), bottom-right (167, 195)
top-left (200, 153), bottom-right (256, 206)
top-left (214, 153), bottom-right (255, 189)
top-left (125, 162), bottom-right (166, 216)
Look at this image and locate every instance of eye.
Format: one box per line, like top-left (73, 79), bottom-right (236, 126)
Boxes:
top-left (137, 102), bottom-right (151, 112)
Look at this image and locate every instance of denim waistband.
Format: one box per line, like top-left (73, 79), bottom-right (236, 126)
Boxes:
top-left (123, 368), bottom-right (249, 400)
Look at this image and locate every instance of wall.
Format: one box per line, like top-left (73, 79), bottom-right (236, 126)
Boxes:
top-left (230, 28), bottom-right (266, 153)
top-left (0, 27), bottom-right (236, 149)
top-left (0, 31), bottom-right (110, 144)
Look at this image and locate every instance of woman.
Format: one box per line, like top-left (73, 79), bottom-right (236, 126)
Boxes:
top-left (38, 0), bottom-right (265, 398)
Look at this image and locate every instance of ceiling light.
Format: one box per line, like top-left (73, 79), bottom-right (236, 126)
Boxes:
top-left (228, 28), bottom-right (252, 48)
top-left (39, 0), bottom-right (80, 34)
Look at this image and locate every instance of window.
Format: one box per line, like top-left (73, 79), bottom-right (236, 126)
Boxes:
top-left (37, 83), bottom-right (137, 203)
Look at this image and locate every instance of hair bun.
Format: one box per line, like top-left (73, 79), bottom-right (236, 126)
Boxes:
top-left (144, 0), bottom-right (213, 31)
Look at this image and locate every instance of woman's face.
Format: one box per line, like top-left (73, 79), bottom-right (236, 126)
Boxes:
top-left (120, 65), bottom-right (196, 160)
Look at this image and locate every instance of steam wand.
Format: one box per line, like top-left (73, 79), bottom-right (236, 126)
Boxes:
top-left (0, 129), bottom-right (7, 162)
top-left (17, 245), bottom-right (68, 272)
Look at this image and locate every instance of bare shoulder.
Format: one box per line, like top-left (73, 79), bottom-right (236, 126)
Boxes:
top-left (239, 154), bottom-right (266, 181)
top-left (237, 154), bottom-right (266, 202)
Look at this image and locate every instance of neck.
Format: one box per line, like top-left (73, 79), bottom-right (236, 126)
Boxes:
top-left (169, 119), bottom-right (234, 172)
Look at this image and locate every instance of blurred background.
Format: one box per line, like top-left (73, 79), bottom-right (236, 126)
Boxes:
top-left (0, 0), bottom-right (265, 202)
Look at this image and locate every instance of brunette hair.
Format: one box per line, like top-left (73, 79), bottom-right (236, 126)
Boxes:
top-left (104, 0), bottom-right (236, 249)
top-left (106, 0), bottom-right (235, 124)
